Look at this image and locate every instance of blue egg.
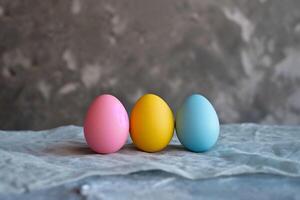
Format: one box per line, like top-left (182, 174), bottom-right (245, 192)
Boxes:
top-left (176, 94), bottom-right (220, 152)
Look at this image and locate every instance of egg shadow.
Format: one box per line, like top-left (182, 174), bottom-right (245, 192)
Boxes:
top-left (165, 144), bottom-right (186, 151)
top-left (42, 142), bottom-right (140, 156)
top-left (42, 141), bottom-right (189, 156)
top-left (41, 141), bottom-right (95, 156)
top-left (120, 143), bottom-right (187, 155)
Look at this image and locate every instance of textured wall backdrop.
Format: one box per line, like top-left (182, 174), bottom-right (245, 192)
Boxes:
top-left (0, 0), bottom-right (300, 130)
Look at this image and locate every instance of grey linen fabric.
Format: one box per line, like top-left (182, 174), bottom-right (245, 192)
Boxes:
top-left (0, 124), bottom-right (299, 193)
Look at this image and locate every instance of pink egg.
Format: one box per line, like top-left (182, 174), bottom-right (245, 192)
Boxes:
top-left (84, 94), bottom-right (129, 154)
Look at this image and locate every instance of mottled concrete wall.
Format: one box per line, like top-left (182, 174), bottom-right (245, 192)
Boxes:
top-left (0, 0), bottom-right (300, 130)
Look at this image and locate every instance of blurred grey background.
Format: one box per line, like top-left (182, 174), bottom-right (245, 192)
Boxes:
top-left (0, 0), bottom-right (300, 130)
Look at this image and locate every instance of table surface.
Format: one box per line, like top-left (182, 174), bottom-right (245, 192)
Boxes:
top-left (0, 124), bottom-right (300, 199)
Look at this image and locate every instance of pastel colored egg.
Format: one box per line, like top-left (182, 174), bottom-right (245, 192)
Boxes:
top-left (130, 94), bottom-right (174, 152)
top-left (176, 94), bottom-right (219, 152)
top-left (84, 94), bottom-right (129, 154)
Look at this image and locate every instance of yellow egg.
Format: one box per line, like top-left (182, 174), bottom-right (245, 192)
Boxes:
top-left (130, 94), bottom-right (174, 152)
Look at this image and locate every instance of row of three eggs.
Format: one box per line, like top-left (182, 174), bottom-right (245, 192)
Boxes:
top-left (84, 94), bottom-right (220, 154)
